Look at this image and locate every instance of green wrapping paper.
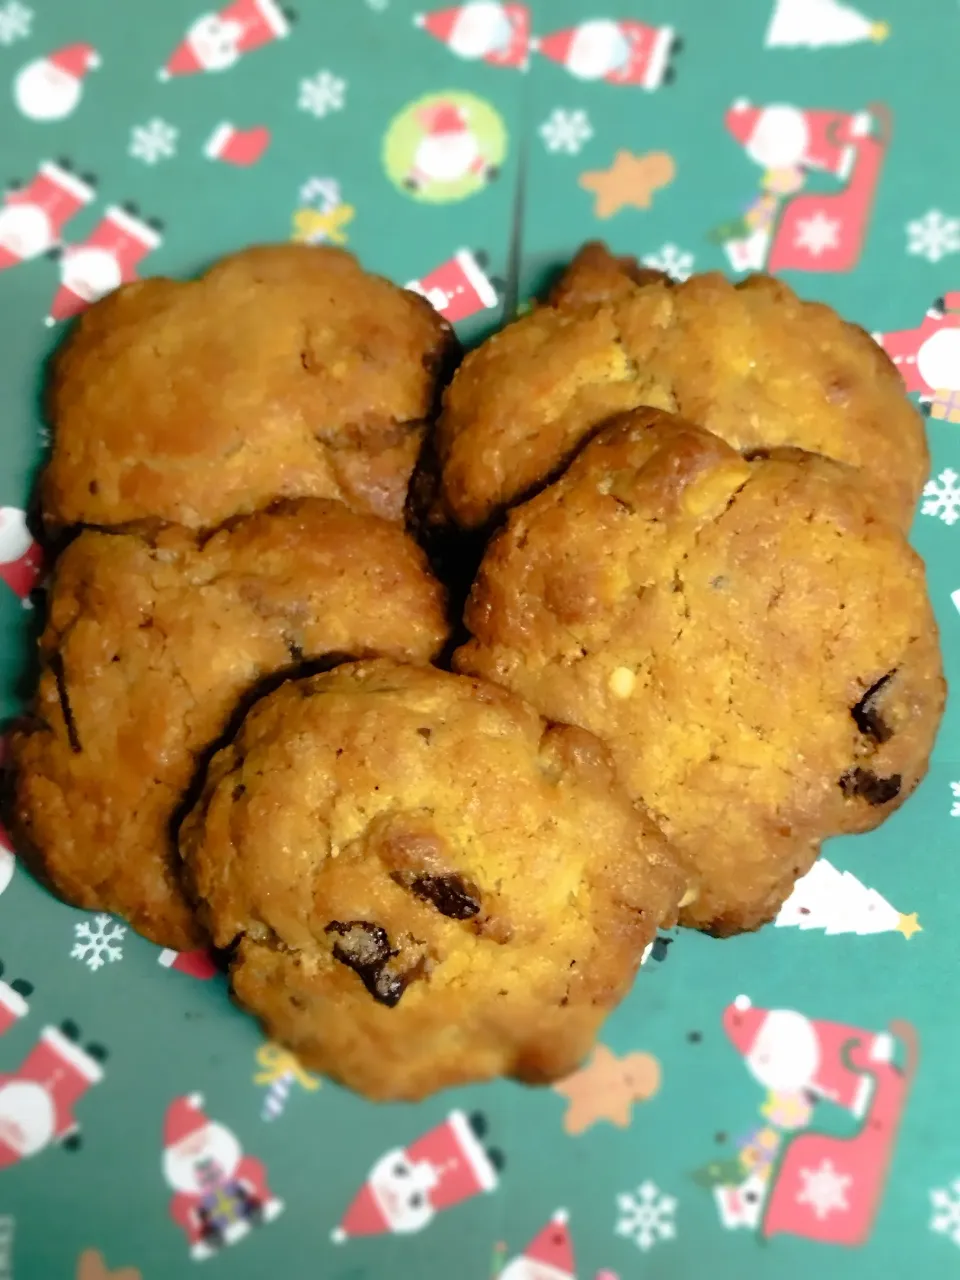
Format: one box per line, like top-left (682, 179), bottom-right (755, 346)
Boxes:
top-left (0, 0), bottom-right (958, 1276)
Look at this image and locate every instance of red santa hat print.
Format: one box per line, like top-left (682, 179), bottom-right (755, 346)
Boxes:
top-left (332, 1110), bottom-right (500, 1242)
top-left (163, 1093), bottom-right (210, 1151)
top-left (532, 19), bottom-right (676, 89)
top-left (414, 3), bottom-right (531, 68)
top-left (723, 993), bottom-right (768, 1056)
top-left (14, 44), bottom-right (101, 122)
top-left (500, 1210), bottom-right (576, 1280)
top-left (160, 0), bottom-right (292, 79)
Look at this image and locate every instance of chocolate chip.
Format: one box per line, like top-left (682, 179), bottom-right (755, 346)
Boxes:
top-left (324, 920), bottom-right (417, 1007)
top-left (839, 768), bottom-right (902, 806)
top-left (232, 783), bottom-right (246, 801)
top-left (409, 873), bottom-right (481, 920)
top-left (850, 671), bottom-right (895, 744)
top-left (416, 727), bottom-right (432, 741)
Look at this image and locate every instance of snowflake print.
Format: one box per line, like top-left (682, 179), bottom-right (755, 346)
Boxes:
top-left (0, 0), bottom-right (32, 44)
top-left (907, 210), bottom-right (960, 264)
top-left (539, 109), bottom-right (593, 155)
top-left (922, 468), bottom-right (960, 526)
top-left (615, 1180), bottom-right (677, 1251)
top-left (129, 118), bottom-right (178, 165)
top-left (796, 1158), bottom-right (852, 1221)
top-left (71, 914), bottom-right (126, 971)
top-left (298, 70), bottom-right (347, 118)
top-left (794, 211), bottom-right (840, 258)
top-left (951, 782), bottom-right (960, 817)
top-left (642, 244), bottom-right (694, 282)
top-left (931, 1179), bottom-right (960, 1246)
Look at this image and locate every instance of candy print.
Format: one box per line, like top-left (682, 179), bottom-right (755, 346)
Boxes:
top-left (253, 1041), bottom-right (320, 1121)
top-left (383, 92), bottom-right (507, 203)
top-left (13, 44), bottom-right (100, 121)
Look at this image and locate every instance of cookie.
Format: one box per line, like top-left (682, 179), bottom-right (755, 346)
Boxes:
top-left (42, 244), bottom-right (456, 532)
top-left (421, 243), bottom-right (926, 532)
top-left (455, 409), bottom-right (945, 936)
top-left (179, 660), bottom-right (683, 1100)
top-left (9, 500), bottom-right (448, 949)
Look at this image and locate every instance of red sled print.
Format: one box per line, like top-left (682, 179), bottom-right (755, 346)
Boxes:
top-left (533, 19), bottom-right (677, 89)
top-left (761, 1021), bottom-right (918, 1243)
top-left (414, 3), bottom-right (532, 69)
top-left (160, 0), bottom-right (291, 79)
top-left (874, 293), bottom-right (960, 419)
top-left (0, 163), bottom-right (95, 272)
top-left (46, 206), bottom-right (162, 326)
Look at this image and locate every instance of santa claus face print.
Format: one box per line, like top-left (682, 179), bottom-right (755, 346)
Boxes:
top-left (0, 1079), bottom-right (56, 1158)
top-left (186, 16), bottom-right (244, 72)
top-left (13, 63), bottom-right (80, 122)
top-left (448, 2), bottom-right (513, 58)
top-left (917, 329), bottom-right (960, 393)
top-left (0, 204), bottom-right (53, 262)
top-left (746, 105), bottom-right (809, 170)
top-left (163, 1122), bottom-right (243, 1193)
top-left (367, 1150), bottom-right (436, 1233)
top-left (746, 1009), bottom-right (820, 1093)
top-left (383, 91), bottom-right (508, 204)
top-left (566, 20), bottom-right (631, 79)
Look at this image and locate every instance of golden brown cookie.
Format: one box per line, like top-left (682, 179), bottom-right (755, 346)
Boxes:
top-left (9, 501), bottom-right (448, 949)
top-left (422, 244), bottom-right (925, 531)
top-left (455, 410), bottom-right (944, 936)
top-left (42, 244), bottom-right (456, 532)
top-left (179, 660), bottom-right (683, 1100)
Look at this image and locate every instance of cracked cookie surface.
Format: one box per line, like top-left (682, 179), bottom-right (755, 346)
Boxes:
top-left (179, 660), bottom-right (683, 1100)
top-left (8, 500), bottom-right (448, 949)
top-left (42, 243), bottom-right (456, 531)
top-left (454, 409), bottom-right (944, 935)
top-left (420, 242), bottom-right (926, 532)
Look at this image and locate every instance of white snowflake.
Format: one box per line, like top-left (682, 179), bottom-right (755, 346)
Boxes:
top-left (931, 1179), bottom-right (960, 1245)
top-left (129, 118), bottom-right (178, 165)
top-left (907, 210), bottom-right (960, 264)
top-left (539, 109), bottom-right (593, 155)
top-left (796, 1158), bottom-right (851, 1221)
top-left (298, 70), bottom-right (347, 118)
top-left (71, 914), bottom-right (126, 972)
top-left (642, 244), bottom-right (695, 282)
top-left (795, 211), bottom-right (841, 258)
top-left (922, 467), bottom-right (960, 526)
top-left (951, 782), bottom-right (960, 817)
top-left (615, 1180), bottom-right (677, 1251)
top-left (299, 176), bottom-right (341, 210)
top-left (0, 0), bottom-right (32, 44)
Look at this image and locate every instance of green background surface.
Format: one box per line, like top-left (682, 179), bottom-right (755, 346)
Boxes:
top-left (0, 1), bottom-right (959, 1277)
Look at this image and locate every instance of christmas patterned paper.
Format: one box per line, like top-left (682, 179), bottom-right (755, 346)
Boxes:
top-left (0, 1), bottom-right (958, 1277)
